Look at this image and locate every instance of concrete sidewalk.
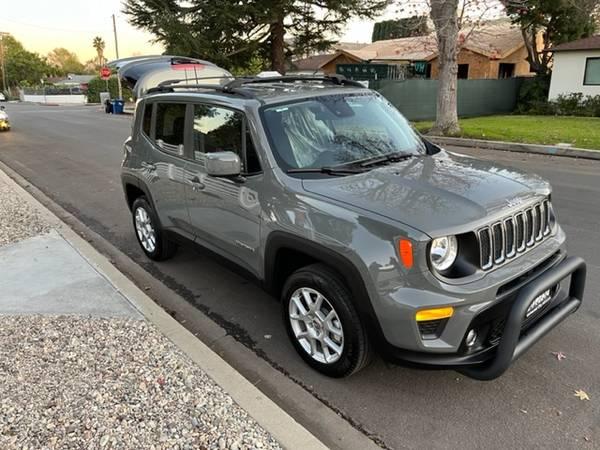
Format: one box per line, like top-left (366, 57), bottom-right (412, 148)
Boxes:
top-left (0, 170), bottom-right (325, 449)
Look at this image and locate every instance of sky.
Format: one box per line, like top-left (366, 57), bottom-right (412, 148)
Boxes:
top-left (1, 0), bottom-right (398, 64)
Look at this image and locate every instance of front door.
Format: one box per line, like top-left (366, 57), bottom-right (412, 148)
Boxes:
top-left (183, 103), bottom-right (263, 275)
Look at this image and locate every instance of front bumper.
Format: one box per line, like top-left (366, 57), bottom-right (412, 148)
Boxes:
top-left (383, 256), bottom-right (587, 380)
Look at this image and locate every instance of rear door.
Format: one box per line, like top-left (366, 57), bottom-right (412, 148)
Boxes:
top-left (140, 100), bottom-right (193, 237)
top-left (183, 102), bottom-right (263, 275)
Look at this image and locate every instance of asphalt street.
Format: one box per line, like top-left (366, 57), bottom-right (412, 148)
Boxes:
top-left (1, 103), bottom-right (599, 449)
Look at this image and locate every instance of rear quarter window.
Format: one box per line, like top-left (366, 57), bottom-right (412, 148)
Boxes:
top-left (154, 103), bottom-right (186, 154)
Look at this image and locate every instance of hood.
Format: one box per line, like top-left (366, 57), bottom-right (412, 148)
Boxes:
top-left (301, 151), bottom-right (550, 236)
top-left (107, 55), bottom-right (232, 99)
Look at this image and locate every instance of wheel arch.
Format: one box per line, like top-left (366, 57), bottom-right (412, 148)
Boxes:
top-left (264, 231), bottom-right (384, 341)
top-left (122, 174), bottom-right (156, 211)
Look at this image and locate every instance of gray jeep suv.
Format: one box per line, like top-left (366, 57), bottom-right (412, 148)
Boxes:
top-left (120, 63), bottom-right (587, 379)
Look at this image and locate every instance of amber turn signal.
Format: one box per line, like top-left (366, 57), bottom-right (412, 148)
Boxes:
top-left (415, 307), bottom-right (454, 322)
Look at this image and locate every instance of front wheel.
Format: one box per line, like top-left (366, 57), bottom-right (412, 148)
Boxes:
top-left (131, 196), bottom-right (177, 261)
top-left (282, 263), bottom-right (372, 377)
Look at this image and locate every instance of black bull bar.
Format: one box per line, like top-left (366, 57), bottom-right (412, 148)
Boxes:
top-left (461, 256), bottom-right (587, 381)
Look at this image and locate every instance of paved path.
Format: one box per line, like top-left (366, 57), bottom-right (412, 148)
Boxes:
top-left (0, 103), bottom-right (598, 449)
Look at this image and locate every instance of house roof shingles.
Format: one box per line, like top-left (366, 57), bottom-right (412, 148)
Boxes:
top-left (344, 20), bottom-right (525, 62)
top-left (548, 35), bottom-right (600, 52)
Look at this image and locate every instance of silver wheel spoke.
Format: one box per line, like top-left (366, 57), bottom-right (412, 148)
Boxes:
top-left (312, 293), bottom-right (323, 314)
top-left (302, 289), bottom-right (314, 310)
top-left (324, 336), bottom-right (343, 356)
top-left (291, 296), bottom-right (308, 316)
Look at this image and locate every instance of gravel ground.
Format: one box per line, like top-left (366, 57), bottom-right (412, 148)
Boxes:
top-left (0, 315), bottom-right (282, 450)
top-left (0, 180), bottom-right (50, 247)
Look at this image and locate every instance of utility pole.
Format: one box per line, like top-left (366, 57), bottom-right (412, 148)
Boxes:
top-left (0, 32), bottom-right (9, 96)
top-left (112, 14), bottom-right (123, 100)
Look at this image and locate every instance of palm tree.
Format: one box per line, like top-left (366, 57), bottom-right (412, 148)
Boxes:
top-left (92, 36), bottom-right (106, 67)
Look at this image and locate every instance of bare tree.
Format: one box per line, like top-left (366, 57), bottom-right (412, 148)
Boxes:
top-left (429, 0), bottom-right (461, 135)
top-left (424, 0), bottom-right (501, 135)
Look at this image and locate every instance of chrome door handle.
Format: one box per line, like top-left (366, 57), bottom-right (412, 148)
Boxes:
top-left (141, 162), bottom-right (156, 171)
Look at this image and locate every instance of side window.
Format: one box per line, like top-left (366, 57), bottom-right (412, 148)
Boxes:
top-left (155, 103), bottom-right (186, 153)
top-left (193, 104), bottom-right (261, 174)
top-left (142, 102), bottom-right (153, 137)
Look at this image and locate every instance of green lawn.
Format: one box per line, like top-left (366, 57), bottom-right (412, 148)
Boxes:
top-left (413, 115), bottom-right (600, 151)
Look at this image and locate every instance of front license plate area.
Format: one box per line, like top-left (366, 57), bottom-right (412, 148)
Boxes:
top-left (526, 288), bottom-right (553, 318)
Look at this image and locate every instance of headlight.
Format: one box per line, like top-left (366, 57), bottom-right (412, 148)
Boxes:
top-left (430, 236), bottom-right (458, 271)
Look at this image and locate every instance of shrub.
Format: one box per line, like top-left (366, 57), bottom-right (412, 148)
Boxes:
top-left (554, 93), bottom-right (585, 115)
top-left (516, 75), bottom-right (550, 113)
top-left (86, 76), bottom-right (133, 103)
top-left (582, 95), bottom-right (600, 117)
top-left (519, 89), bottom-right (600, 118)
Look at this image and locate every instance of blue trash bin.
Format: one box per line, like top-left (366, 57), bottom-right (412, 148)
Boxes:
top-left (112, 99), bottom-right (124, 114)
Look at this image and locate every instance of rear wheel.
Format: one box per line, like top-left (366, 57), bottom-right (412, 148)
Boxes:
top-left (282, 263), bottom-right (372, 377)
top-left (131, 196), bottom-right (177, 261)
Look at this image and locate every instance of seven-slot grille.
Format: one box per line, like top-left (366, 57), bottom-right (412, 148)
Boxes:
top-left (478, 199), bottom-right (552, 270)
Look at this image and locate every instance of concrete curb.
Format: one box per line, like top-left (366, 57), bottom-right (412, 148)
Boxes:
top-left (0, 168), bottom-right (328, 450)
top-left (428, 136), bottom-right (600, 161)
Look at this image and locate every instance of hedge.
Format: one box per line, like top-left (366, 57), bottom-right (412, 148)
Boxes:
top-left (87, 76), bottom-right (133, 103)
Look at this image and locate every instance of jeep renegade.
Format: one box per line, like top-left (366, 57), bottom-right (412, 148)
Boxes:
top-left (120, 59), bottom-right (587, 379)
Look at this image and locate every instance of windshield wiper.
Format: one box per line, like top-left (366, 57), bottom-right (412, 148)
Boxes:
top-left (286, 166), bottom-right (365, 176)
top-left (359, 152), bottom-right (415, 168)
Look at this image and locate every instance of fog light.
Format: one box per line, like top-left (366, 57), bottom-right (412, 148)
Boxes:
top-left (466, 329), bottom-right (478, 347)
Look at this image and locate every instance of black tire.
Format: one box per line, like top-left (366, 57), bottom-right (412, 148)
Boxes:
top-left (131, 196), bottom-right (177, 261)
top-left (281, 263), bottom-right (372, 377)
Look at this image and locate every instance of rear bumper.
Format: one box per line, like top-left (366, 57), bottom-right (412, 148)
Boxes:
top-left (383, 256), bottom-right (587, 379)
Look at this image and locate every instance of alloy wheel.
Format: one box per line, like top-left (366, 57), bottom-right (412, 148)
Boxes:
top-left (134, 206), bottom-right (157, 253)
top-left (288, 287), bottom-right (344, 364)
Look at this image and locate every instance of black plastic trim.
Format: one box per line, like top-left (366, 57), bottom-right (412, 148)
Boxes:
top-left (460, 255), bottom-right (586, 380)
top-left (264, 231), bottom-right (385, 343)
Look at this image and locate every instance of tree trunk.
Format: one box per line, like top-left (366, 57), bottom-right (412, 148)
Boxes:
top-left (429, 0), bottom-right (461, 136)
top-left (270, 12), bottom-right (285, 74)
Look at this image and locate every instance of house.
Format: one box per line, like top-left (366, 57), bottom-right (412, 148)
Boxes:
top-left (547, 35), bottom-right (600, 99)
top-left (287, 42), bottom-right (369, 75)
top-left (304, 21), bottom-right (539, 80)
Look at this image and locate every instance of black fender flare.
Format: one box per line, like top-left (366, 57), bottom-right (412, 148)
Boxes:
top-left (121, 174), bottom-right (157, 211)
top-left (264, 231), bottom-right (386, 343)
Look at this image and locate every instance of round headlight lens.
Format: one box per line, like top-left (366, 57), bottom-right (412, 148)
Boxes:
top-left (430, 236), bottom-right (458, 271)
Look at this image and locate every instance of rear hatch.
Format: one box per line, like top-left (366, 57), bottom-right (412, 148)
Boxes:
top-left (107, 55), bottom-right (232, 99)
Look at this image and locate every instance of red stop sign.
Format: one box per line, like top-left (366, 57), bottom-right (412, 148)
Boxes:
top-left (100, 66), bottom-right (111, 80)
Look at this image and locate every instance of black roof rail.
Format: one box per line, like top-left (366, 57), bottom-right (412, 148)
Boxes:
top-left (224, 74), bottom-right (366, 89)
top-left (157, 76), bottom-right (234, 87)
top-left (145, 74), bottom-right (366, 97)
top-left (146, 82), bottom-right (256, 98)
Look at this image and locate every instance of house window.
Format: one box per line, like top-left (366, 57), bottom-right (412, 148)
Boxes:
top-left (584, 57), bottom-right (600, 85)
top-left (457, 64), bottom-right (469, 79)
top-left (498, 63), bottom-right (515, 79)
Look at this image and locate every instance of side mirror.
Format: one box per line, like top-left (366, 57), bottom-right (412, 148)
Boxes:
top-left (205, 151), bottom-right (241, 177)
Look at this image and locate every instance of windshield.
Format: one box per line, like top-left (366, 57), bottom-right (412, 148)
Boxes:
top-left (262, 93), bottom-right (426, 171)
